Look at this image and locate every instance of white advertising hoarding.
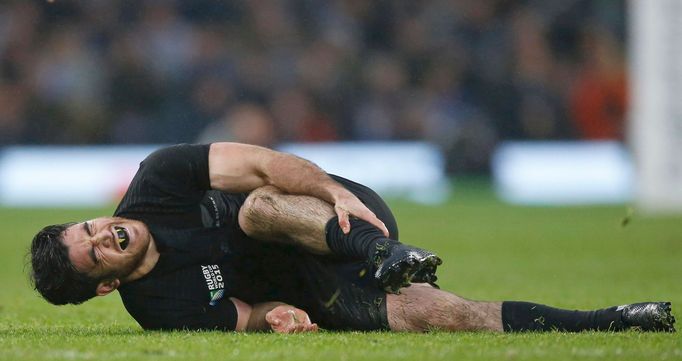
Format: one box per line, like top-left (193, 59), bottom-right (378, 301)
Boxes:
top-left (492, 141), bottom-right (634, 205)
top-left (0, 142), bottom-right (449, 207)
top-left (0, 146), bottom-right (160, 207)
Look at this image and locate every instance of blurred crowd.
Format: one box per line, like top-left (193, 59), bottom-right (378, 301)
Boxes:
top-left (0, 0), bottom-right (626, 171)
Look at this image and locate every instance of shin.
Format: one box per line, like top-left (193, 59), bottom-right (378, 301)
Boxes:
top-left (387, 284), bottom-right (503, 332)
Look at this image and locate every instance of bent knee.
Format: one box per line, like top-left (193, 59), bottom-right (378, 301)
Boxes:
top-left (238, 186), bottom-right (283, 235)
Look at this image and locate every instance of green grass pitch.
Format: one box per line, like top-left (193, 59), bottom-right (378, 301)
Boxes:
top-left (1, 183), bottom-right (680, 360)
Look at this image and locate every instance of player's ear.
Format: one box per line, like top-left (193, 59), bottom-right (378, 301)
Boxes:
top-left (95, 279), bottom-right (120, 296)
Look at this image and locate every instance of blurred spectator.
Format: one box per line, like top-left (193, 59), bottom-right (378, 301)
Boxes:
top-left (0, 0), bottom-right (627, 172)
top-left (570, 26), bottom-right (627, 140)
top-left (269, 87), bottom-right (339, 142)
top-left (197, 103), bottom-right (276, 147)
top-left (31, 26), bottom-right (108, 142)
top-left (0, 83), bottom-right (28, 144)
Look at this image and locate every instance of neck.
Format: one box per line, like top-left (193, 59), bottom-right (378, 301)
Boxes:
top-left (122, 236), bottom-right (160, 283)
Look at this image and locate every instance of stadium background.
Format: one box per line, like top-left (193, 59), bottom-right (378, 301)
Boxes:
top-left (0, 1), bottom-right (626, 172)
top-left (0, 1), bottom-right (680, 360)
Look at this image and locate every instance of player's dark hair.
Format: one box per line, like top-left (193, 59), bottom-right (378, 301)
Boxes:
top-left (29, 223), bottom-right (100, 305)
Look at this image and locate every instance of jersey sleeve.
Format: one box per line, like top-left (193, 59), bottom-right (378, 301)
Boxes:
top-left (121, 292), bottom-right (239, 331)
top-left (115, 144), bottom-right (212, 215)
top-left (171, 296), bottom-right (239, 331)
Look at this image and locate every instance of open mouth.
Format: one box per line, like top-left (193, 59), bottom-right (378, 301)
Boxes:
top-left (114, 226), bottom-right (130, 250)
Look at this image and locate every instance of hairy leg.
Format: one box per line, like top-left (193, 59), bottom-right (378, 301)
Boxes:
top-left (238, 185), bottom-right (335, 254)
top-left (387, 285), bottom-right (676, 333)
top-left (387, 284), bottom-right (502, 332)
top-left (239, 185), bottom-right (441, 293)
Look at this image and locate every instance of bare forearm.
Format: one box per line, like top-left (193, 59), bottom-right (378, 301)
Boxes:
top-left (209, 143), bottom-right (344, 202)
top-left (258, 151), bottom-right (389, 236)
top-left (209, 142), bottom-right (388, 235)
top-left (262, 152), bottom-right (346, 205)
top-left (246, 301), bottom-right (286, 331)
top-left (249, 150), bottom-right (389, 236)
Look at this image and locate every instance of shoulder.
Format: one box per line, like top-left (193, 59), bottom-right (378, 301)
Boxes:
top-left (133, 143), bottom-right (212, 189)
top-left (114, 143), bottom-right (213, 217)
top-left (141, 143), bottom-right (211, 168)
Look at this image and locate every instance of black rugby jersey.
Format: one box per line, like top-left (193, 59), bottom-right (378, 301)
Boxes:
top-left (115, 144), bottom-right (249, 331)
top-left (113, 144), bottom-right (397, 332)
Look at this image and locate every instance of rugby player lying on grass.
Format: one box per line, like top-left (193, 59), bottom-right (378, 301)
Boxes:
top-left (29, 143), bottom-right (676, 333)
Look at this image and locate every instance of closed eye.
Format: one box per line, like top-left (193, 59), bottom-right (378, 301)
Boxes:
top-left (84, 222), bottom-right (98, 265)
top-left (90, 247), bottom-right (98, 265)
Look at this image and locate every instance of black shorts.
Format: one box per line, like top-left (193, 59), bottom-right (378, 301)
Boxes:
top-left (228, 175), bottom-right (398, 331)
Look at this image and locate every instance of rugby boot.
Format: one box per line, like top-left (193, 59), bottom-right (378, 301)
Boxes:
top-left (620, 302), bottom-right (676, 332)
top-left (372, 241), bottom-right (442, 294)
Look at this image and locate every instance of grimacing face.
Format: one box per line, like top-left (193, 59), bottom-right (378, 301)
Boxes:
top-left (62, 217), bottom-right (152, 282)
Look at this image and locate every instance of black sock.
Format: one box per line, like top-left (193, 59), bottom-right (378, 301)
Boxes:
top-left (325, 216), bottom-right (399, 261)
top-left (501, 301), bottom-right (626, 332)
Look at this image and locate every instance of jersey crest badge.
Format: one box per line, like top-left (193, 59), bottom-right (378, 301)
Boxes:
top-left (201, 264), bottom-right (225, 306)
